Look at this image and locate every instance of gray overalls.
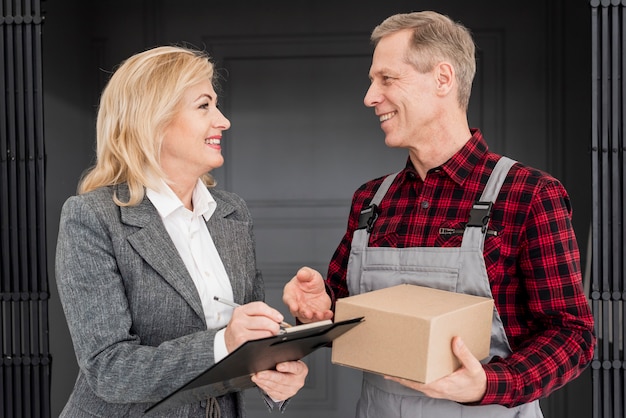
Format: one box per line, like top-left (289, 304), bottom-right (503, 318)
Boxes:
top-left (346, 157), bottom-right (543, 418)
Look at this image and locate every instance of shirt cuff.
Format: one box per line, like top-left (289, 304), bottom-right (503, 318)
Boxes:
top-left (261, 391), bottom-right (291, 413)
top-left (213, 328), bottom-right (228, 363)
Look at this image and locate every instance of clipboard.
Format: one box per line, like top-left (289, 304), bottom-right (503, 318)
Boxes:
top-left (145, 317), bottom-right (364, 414)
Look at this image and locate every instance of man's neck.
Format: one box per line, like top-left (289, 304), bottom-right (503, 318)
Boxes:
top-left (408, 124), bottom-right (472, 180)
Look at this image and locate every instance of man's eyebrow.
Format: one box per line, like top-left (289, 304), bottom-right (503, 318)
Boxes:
top-left (369, 68), bottom-right (391, 80)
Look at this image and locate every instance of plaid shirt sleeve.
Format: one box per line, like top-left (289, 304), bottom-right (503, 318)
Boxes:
top-left (479, 177), bottom-right (595, 407)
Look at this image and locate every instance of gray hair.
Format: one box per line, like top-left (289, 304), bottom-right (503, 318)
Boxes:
top-left (371, 11), bottom-right (476, 110)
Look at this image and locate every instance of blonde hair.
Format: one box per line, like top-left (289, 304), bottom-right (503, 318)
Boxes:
top-left (371, 11), bottom-right (476, 111)
top-left (78, 45), bottom-right (217, 206)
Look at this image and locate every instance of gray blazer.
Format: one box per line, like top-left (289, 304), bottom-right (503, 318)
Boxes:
top-left (55, 184), bottom-right (263, 417)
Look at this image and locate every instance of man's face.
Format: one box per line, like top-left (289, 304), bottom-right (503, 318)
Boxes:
top-left (364, 29), bottom-right (440, 149)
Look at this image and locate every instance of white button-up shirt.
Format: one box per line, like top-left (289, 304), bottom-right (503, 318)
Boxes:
top-left (147, 179), bottom-right (232, 361)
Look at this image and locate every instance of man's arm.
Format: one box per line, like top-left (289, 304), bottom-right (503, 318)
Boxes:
top-left (480, 179), bottom-right (595, 407)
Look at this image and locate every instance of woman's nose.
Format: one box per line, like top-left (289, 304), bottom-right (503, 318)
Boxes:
top-left (217, 109), bottom-right (231, 130)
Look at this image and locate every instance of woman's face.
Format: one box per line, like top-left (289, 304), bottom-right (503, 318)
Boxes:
top-left (160, 80), bottom-right (231, 181)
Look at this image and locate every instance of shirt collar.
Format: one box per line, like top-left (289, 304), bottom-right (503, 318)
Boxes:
top-left (193, 181), bottom-right (216, 221)
top-left (399, 128), bottom-right (488, 186)
top-left (147, 179), bottom-right (216, 221)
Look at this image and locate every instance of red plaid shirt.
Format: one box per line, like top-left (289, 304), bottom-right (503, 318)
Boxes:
top-left (326, 129), bottom-right (595, 407)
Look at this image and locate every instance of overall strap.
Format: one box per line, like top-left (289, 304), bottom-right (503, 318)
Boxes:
top-left (462, 156), bottom-right (517, 248)
top-left (480, 156), bottom-right (516, 202)
top-left (357, 171), bottom-right (399, 232)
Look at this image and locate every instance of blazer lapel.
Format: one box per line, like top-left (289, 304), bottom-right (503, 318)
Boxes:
top-left (206, 196), bottom-right (247, 305)
top-left (118, 185), bottom-right (206, 323)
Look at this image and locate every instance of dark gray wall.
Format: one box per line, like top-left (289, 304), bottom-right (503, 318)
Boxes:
top-left (42, 1), bottom-right (593, 417)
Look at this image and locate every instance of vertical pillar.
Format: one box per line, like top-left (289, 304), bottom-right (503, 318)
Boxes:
top-left (0, 0), bottom-right (50, 417)
top-left (590, 1), bottom-right (625, 418)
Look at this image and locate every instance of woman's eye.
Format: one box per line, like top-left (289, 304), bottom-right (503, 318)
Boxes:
top-left (199, 103), bottom-right (210, 110)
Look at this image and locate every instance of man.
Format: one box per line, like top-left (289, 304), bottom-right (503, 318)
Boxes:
top-left (283, 11), bottom-right (595, 418)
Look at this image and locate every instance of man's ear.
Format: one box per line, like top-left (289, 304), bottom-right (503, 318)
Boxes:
top-left (434, 62), bottom-right (455, 97)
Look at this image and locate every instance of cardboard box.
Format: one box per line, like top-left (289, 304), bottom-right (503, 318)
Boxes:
top-left (331, 284), bottom-right (493, 384)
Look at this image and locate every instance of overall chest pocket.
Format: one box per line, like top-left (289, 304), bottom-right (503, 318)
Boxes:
top-left (360, 247), bottom-right (461, 293)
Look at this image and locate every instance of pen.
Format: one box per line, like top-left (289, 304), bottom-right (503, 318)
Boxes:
top-left (213, 296), bottom-right (292, 329)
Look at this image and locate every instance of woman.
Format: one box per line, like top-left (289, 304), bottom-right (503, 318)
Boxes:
top-left (55, 45), bottom-right (307, 417)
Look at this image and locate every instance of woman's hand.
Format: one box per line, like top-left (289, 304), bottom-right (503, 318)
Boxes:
top-left (223, 301), bottom-right (285, 352)
top-left (251, 360), bottom-right (308, 401)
